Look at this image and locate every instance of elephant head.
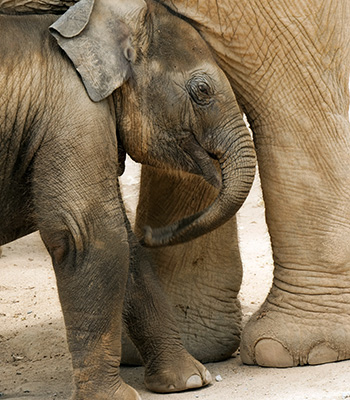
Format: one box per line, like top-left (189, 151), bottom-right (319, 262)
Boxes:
top-left (50, 0), bottom-right (256, 246)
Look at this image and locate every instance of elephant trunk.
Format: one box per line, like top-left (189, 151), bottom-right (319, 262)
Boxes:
top-left (142, 113), bottom-right (256, 247)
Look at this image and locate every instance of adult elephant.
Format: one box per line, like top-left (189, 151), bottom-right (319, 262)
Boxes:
top-left (132, 0), bottom-right (350, 368)
top-left (0, 0), bottom-right (256, 398)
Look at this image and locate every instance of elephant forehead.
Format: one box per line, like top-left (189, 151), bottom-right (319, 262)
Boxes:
top-left (148, 59), bottom-right (221, 81)
top-left (148, 59), bottom-right (163, 74)
top-left (151, 19), bottom-right (215, 65)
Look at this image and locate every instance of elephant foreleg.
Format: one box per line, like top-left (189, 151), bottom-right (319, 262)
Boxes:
top-left (121, 215), bottom-right (211, 393)
top-left (167, 0), bottom-right (350, 368)
top-left (240, 110), bottom-right (350, 367)
top-left (32, 107), bottom-right (139, 399)
top-left (230, 3), bottom-right (350, 368)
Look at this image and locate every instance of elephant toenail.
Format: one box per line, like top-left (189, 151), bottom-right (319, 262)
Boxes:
top-left (240, 345), bottom-right (254, 365)
top-left (255, 339), bottom-right (294, 367)
top-left (308, 343), bottom-right (338, 365)
top-left (186, 375), bottom-right (202, 388)
top-left (205, 370), bottom-right (212, 383)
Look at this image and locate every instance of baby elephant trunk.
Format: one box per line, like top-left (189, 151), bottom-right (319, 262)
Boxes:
top-left (141, 111), bottom-right (256, 247)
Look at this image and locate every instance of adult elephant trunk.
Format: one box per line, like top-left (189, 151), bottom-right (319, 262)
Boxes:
top-left (142, 112), bottom-right (256, 247)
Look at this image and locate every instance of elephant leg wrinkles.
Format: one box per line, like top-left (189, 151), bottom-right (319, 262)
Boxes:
top-left (122, 214), bottom-right (212, 392)
top-left (31, 99), bottom-right (140, 399)
top-left (240, 110), bottom-right (350, 367)
top-left (233, 2), bottom-right (350, 367)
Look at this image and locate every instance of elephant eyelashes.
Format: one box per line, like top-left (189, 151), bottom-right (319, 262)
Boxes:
top-left (186, 76), bottom-right (213, 106)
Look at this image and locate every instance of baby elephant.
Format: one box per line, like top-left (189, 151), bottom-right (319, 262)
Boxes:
top-left (0, 0), bottom-right (256, 398)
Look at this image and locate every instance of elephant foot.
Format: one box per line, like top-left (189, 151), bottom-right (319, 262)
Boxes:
top-left (112, 384), bottom-right (142, 400)
top-left (144, 348), bottom-right (212, 393)
top-left (240, 292), bottom-right (350, 367)
top-left (72, 381), bottom-right (141, 400)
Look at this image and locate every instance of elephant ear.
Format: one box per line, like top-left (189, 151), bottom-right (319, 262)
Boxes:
top-left (49, 0), bottom-right (147, 102)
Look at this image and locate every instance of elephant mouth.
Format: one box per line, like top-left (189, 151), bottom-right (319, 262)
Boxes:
top-left (178, 134), bottom-right (221, 189)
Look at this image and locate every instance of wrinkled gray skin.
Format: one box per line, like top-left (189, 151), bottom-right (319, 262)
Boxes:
top-left (0, 0), bottom-right (256, 398)
top-left (133, 0), bottom-right (350, 368)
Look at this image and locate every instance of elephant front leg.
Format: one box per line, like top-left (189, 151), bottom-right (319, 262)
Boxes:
top-left (195, 0), bottom-right (350, 367)
top-left (119, 180), bottom-right (211, 393)
top-left (39, 214), bottom-right (140, 399)
top-left (49, 233), bottom-right (137, 398)
top-left (123, 239), bottom-right (211, 393)
top-left (134, 166), bottom-right (243, 363)
top-left (122, 224), bottom-right (211, 393)
top-left (33, 120), bottom-right (141, 399)
top-left (240, 104), bottom-right (350, 367)
top-left (123, 250), bottom-right (212, 393)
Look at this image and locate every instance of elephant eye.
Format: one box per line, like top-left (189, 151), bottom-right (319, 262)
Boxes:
top-left (186, 76), bottom-right (213, 106)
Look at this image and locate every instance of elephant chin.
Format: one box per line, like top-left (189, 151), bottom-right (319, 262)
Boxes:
top-left (141, 119), bottom-right (257, 247)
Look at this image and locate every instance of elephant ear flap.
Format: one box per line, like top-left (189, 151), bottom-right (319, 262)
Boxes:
top-left (50, 0), bottom-right (94, 38)
top-left (50, 0), bottom-right (139, 102)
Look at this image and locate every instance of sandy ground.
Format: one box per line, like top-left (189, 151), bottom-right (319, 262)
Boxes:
top-left (1, 158), bottom-right (350, 400)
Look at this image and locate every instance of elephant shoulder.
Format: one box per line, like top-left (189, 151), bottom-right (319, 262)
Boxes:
top-left (0, 15), bottom-right (68, 70)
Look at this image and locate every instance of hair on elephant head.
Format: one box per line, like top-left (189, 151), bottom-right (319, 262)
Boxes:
top-left (50, 0), bottom-right (256, 246)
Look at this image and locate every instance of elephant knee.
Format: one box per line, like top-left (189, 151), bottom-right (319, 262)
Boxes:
top-left (40, 229), bottom-right (73, 266)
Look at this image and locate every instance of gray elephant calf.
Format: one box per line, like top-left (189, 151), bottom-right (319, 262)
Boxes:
top-left (0, 0), bottom-right (256, 398)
